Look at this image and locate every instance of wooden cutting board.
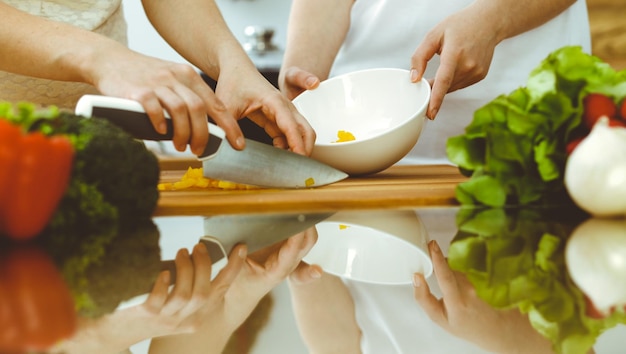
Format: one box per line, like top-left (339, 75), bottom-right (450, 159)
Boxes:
top-left (155, 158), bottom-right (467, 216)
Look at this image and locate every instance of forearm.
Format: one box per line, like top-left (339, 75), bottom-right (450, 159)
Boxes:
top-left (281, 0), bottom-right (353, 81)
top-left (148, 333), bottom-right (228, 354)
top-left (140, 0), bottom-right (254, 80)
top-left (53, 311), bottom-right (159, 354)
top-left (471, 0), bottom-right (577, 43)
top-left (288, 273), bottom-right (362, 353)
top-left (0, 2), bottom-right (123, 84)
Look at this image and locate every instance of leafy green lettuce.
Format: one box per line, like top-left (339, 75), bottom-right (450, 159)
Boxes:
top-left (448, 207), bottom-right (626, 354)
top-left (447, 46), bottom-right (626, 206)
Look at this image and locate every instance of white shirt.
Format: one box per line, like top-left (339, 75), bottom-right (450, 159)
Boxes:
top-left (330, 0), bottom-right (592, 165)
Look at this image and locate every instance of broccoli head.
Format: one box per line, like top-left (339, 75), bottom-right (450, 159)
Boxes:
top-left (41, 112), bottom-right (160, 228)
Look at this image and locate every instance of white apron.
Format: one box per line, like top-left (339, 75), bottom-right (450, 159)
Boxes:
top-left (330, 0), bottom-right (592, 165)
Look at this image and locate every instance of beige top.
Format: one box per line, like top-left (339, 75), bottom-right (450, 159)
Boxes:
top-left (0, 0), bottom-right (127, 109)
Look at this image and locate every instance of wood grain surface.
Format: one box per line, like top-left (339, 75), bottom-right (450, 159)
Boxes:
top-left (588, 0), bottom-right (626, 70)
top-left (155, 164), bottom-right (466, 216)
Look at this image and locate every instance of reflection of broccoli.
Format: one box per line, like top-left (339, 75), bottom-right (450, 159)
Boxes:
top-left (78, 219), bottom-right (162, 318)
top-left (38, 218), bottom-right (162, 319)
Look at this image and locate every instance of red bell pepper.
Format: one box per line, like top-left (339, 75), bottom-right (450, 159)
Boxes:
top-left (0, 119), bottom-right (74, 240)
top-left (0, 245), bottom-right (77, 353)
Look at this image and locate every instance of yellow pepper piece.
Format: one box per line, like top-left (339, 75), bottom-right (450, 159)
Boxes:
top-left (305, 177), bottom-right (315, 187)
top-left (333, 130), bottom-right (356, 143)
top-left (158, 167), bottom-right (259, 191)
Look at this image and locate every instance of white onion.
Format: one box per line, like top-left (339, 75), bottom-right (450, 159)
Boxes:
top-left (565, 218), bottom-right (626, 313)
top-left (564, 117), bottom-right (626, 217)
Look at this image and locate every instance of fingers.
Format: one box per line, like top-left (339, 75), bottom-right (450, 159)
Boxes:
top-left (160, 248), bottom-right (194, 316)
top-left (429, 240), bottom-right (462, 304)
top-left (410, 36), bottom-right (439, 84)
top-left (412, 272), bottom-right (448, 328)
top-left (211, 243), bottom-right (247, 295)
top-left (413, 240), bottom-right (463, 330)
top-left (289, 262), bottom-right (323, 285)
top-left (144, 270), bottom-right (172, 313)
top-left (427, 57), bottom-right (455, 120)
top-left (282, 66), bottom-right (320, 99)
top-left (248, 100), bottom-right (316, 156)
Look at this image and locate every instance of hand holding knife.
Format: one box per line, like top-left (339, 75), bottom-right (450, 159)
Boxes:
top-left (75, 95), bottom-right (348, 188)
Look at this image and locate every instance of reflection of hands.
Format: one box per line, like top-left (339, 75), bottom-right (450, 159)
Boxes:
top-left (139, 242), bottom-right (247, 337)
top-left (278, 66), bottom-right (321, 101)
top-left (215, 67), bottom-right (317, 156)
top-left (223, 227), bottom-right (320, 325)
top-left (52, 242), bottom-right (247, 354)
top-left (410, 5), bottom-right (497, 120)
top-left (413, 241), bottom-right (553, 354)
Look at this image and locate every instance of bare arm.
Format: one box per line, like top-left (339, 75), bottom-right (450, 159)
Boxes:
top-left (288, 271), bottom-right (362, 354)
top-left (278, 0), bottom-right (354, 99)
top-left (0, 2), bottom-right (118, 83)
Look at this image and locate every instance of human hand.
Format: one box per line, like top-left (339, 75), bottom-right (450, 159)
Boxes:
top-left (51, 242), bottom-right (247, 354)
top-left (412, 240), bottom-right (553, 353)
top-left (215, 66), bottom-right (317, 155)
top-left (131, 242), bottom-right (247, 337)
top-left (409, 4), bottom-right (500, 119)
top-left (278, 66), bottom-right (321, 101)
top-left (213, 227), bottom-right (319, 331)
top-left (88, 42), bottom-right (245, 155)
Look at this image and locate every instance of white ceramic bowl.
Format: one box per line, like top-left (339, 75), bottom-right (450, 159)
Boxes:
top-left (303, 210), bottom-right (433, 285)
top-left (292, 68), bottom-right (431, 176)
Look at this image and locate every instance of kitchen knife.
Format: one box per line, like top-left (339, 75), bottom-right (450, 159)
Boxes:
top-left (74, 94), bottom-right (348, 188)
top-left (161, 211), bottom-right (333, 282)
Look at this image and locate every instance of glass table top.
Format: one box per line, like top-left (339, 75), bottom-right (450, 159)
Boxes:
top-left (1, 205), bottom-right (624, 354)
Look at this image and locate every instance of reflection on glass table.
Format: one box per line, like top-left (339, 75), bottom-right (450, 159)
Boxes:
top-left (2, 207), bottom-right (625, 354)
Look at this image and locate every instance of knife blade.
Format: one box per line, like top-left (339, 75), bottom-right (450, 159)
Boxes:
top-left (74, 94), bottom-right (348, 188)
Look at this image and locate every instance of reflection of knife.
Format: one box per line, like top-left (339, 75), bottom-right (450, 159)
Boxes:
top-left (75, 95), bottom-right (348, 188)
top-left (161, 212), bottom-right (333, 282)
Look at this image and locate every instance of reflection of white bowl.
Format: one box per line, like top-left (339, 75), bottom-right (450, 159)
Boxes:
top-left (292, 68), bottom-right (430, 176)
top-left (303, 210), bottom-right (433, 285)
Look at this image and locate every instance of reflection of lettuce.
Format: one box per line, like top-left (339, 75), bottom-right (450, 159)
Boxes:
top-left (448, 207), bottom-right (626, 354)
top-left (447, 46), bottom-right (626, 206)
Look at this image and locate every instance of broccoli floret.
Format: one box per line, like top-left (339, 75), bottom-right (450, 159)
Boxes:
top-left (46, 112), bottom-right (160, 228)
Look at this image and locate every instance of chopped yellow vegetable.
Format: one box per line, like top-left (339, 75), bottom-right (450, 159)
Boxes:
top-left (305, 177), bottom-right (316, 187)
top-left (339, 224), bottom-right (350, 230)
top-left (333, 130), bottom-right (356, 143)
top-left (158, 167), bottom-right (259, 191)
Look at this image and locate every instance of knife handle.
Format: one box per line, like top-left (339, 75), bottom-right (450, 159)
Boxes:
top-left (75, 95), bottom-right (225, 158)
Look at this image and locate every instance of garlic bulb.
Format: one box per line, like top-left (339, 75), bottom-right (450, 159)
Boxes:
top-left (565, 218), bottom-right (626, 314)
top-left (564, 117), bottom-right (626, 217)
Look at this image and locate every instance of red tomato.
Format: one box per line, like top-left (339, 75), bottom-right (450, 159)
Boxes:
top-left (620, 98), bottom-right (626, 122)
top-left (0, 245), bottom-right (77, 353)
top-left (583, 93), bottom-right (617, 129)
top-left (608, 118), bottom-right (626, 128)
top-left (583, 294), bottom-right (607, 319)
